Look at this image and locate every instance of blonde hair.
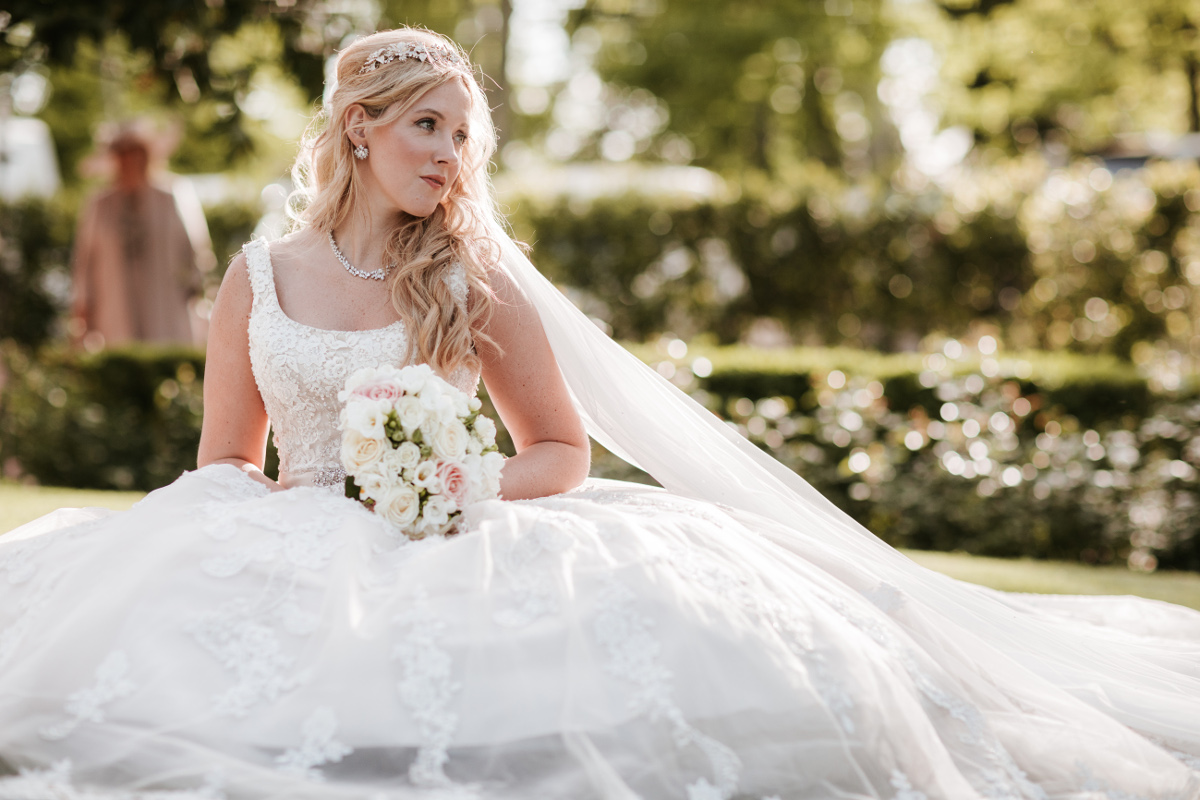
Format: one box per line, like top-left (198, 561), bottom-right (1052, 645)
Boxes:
top-left (290, 28), bottom-right (500, 378)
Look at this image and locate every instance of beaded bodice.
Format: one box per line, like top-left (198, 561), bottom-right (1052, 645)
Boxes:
top-left (243, 239), bottom-right (477, 485)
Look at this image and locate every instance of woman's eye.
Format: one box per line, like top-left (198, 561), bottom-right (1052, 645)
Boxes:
top-left (417, 118), bottom-right (435, 131)
top-left (455, 132), bottom-right (468, 145)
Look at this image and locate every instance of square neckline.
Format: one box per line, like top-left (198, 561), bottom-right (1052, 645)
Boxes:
top-left (256, 240), bottom-right (406, 336)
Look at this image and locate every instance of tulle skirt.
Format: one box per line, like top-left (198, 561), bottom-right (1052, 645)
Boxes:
top-left (0, 464), bottom-right (1198, 800)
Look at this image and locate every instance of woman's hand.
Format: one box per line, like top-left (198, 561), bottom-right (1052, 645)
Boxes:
top-left (197, 253), bottom-right (276, 485)
top-left (478, 268), bottom-right (590, 500)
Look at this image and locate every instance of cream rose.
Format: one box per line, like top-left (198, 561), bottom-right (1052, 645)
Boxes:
top-left (376, 483), bottom-right (421, 528)
top-left (395, 396), bottom-right (426, 433)
top-left (432, 420), bottom-right (469, 460)
top-left (396, 441), bottom-right (422, 470)
top-left (341, 429), bottom-right (386, 473)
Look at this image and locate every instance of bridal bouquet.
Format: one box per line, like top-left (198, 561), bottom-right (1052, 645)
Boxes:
top-left (338, 364), bottom-right (504, 539)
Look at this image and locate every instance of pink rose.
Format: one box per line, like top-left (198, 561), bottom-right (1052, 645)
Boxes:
top-left (436, 460), bottom-right (469, 507)
top-left (353, 380), bottom-right (404, 402)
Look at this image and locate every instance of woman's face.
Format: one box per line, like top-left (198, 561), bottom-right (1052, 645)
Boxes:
top-left (356, 79), bottom-right (472, 218)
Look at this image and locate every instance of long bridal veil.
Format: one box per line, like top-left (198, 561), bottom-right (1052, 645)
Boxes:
top-left (491, 221), bottom-right (1200, 760)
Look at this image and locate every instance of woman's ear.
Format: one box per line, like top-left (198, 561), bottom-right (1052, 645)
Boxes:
top-left (344, 104), bottom-right (369, 147)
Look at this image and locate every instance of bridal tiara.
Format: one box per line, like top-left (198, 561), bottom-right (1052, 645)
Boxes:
top-left (359, 42), bottom-right (469, 74)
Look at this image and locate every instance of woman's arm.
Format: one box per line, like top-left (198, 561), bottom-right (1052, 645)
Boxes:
top-left (478, 268), bottom-right (590, 500)
top-left (197, 253), bottom-right (281, 491)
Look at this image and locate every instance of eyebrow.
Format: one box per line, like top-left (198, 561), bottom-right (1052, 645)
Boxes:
top-left (413, 108), bottom-right (469, 129)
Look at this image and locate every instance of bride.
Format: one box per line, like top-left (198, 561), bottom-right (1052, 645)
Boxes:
top-left (1, 27), bottom-right (1198, 800)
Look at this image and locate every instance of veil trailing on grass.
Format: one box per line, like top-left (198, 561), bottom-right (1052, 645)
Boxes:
top-left (492, 221), bottom-right (1200, 755)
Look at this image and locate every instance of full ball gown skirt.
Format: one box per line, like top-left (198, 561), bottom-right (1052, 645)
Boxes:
top-left (1, 239), bottom-right (1198, 799)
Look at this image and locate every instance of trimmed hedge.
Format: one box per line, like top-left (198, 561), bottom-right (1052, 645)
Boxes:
top-left (2, 342), bottom-right (1197, 572)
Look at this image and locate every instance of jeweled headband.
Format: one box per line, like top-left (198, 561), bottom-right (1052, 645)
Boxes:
top-left (358, 41), bottom-right (469, 75)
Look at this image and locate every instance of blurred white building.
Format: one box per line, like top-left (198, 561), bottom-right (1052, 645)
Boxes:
top-left (0, 116), bottom-right (61, 201)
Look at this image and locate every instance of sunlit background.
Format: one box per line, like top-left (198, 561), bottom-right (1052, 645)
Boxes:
top-left (3, 0), bottom-right (1200, 574)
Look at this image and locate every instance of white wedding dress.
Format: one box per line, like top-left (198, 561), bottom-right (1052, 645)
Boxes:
top-left (1, 238), bottom-right (1199, 800)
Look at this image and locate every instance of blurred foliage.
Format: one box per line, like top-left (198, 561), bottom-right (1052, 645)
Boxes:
top-left (568, 0), bottom-right (895, 176)
top-left (0, 196), bottom-right (75, 346)
top-left (633, 338), bottom-right (1200, 571)
top-left (0, 1), bottom-right (511, 184)
top-left (513, 155), bottom-right (1200, 370)
top-left (0, 343), bottom-right (210, 490)
top-left (3, 341), bottom-right (1196, 571)
top-left (7, 151), bottom-right (1200, 370)
top-left (921, 0), bottom-right (1200, 151)
top-left (203, 199), bottom-right (265, 275)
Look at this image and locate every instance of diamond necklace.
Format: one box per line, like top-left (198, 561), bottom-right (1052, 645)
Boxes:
top-left (328, 232), bottom-right (394, 281)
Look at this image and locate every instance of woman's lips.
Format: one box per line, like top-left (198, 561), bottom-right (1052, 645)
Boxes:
top-left (422, 176), bottom-right (445, 190)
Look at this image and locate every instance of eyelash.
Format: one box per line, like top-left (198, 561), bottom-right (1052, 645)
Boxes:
top-left (417, 118), bottom-right (468, 145)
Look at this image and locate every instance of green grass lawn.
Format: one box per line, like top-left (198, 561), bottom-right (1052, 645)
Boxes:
top-left (4, 483), bottom-right (1199, 611)
top-left (1, 483), bottom-right (145, 534)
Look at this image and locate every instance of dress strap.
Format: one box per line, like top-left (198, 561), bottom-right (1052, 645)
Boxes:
top-left (242, 239), bottom-right (279, 313)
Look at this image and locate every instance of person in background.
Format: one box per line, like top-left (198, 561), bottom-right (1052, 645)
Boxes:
top-left (70, 122), bottom-right (208, 348)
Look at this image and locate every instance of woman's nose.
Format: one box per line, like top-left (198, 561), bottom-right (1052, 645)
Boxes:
top-left (435, 135), bottom-right (460, 165)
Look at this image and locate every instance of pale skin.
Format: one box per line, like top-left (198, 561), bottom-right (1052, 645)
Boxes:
top-left (197, 79), bottom-right (590, 499)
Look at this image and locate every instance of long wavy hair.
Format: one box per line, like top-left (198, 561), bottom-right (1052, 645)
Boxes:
top-left (290, 28), bottom-right (500, 378)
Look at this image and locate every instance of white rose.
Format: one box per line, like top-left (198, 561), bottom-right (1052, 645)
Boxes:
top-left (396, 441), bottom-right (421, 470)
top-left (345, 399), bottom-right (389, 439)
top-left (355, 470), bottom-right (388, 501)
top-left (379, 446), bottom-right (408, 477)
top-left (468, 396), bottom-right (482, 412)
top-left (414, 460), bottom-right (442, 493)
top-left (395, 396), bottom-right (426, 434)
top-left (482, 451), bottom-right (505, 479)
top-left (432, 420), bottom-right (469, 460)
top-left (341, 429), bottom-right (386, 473)
top-left (399, 364), bottom-right (434, 393)
top-left (453, 393), bottom-right (471, 418)
top-left (481, 451), bottom-right (505, 497)
top-left (473, 415), bottom-right (497, 447)
top-left (422, 494), bottom-right (452, 527)
top-left (435, 394), bottom-right (459, 425)
top-left (462, 453), bottom-right (484, 492)
top-left (418, 380), bottom-right (445, 412)
top-left (466, 437), bottom-right (482, 456)
top-left (376, 483), bottom-right (421, 528)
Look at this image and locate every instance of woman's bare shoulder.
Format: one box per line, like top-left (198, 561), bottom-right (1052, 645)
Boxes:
top-left (266, 229), bottom-right (321, 267)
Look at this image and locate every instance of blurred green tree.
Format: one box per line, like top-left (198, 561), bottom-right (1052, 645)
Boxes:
top-left (567, 0), bottom-right (897, 179)
top-left (0, 1), bottom-right (497, 179)
top-left (926, 0), bottom-right (1200, 153)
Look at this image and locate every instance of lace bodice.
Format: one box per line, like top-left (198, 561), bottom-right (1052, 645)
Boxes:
top-left (243, 239), bottom-right (477, 487)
